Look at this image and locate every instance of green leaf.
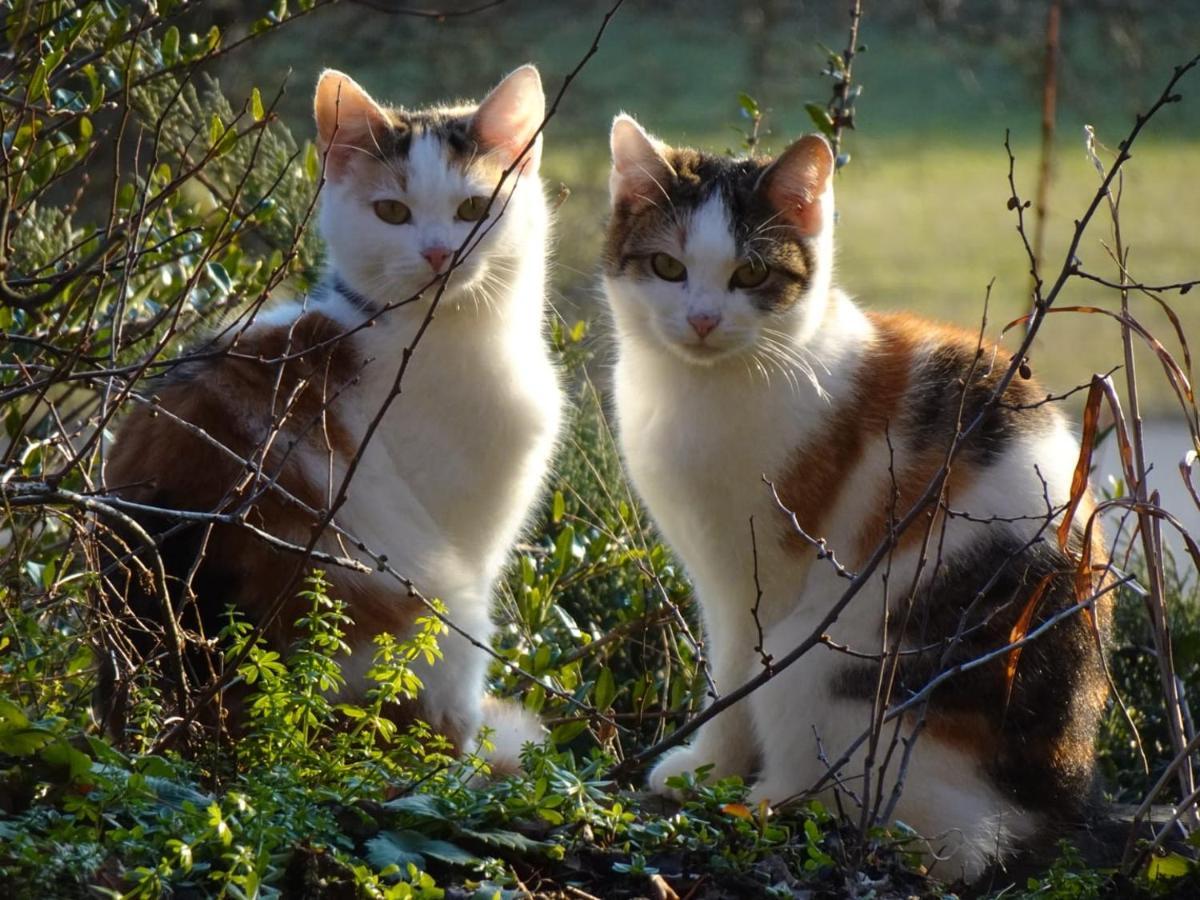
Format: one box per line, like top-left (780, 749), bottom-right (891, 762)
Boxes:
top-left (206, 262), bottom-right (232, 293)
top-left (1147, 852), bottom-right (1191, 880)
top-left (458, 827), bottom-right (551, 856)
top-left (552, 524), bottom-right (575, 577)
top-left (250, 87), bottom-right (264, 122)
top-left (0, 698), bottom-right (30, 728)
top-left (367, 830), bottom-right (479, 871)
top-left (804, 103), bottom-right (835, 139)
top-left (551, 490), bottom-right (565, 524)
top-left (217, 127), bottom-right (239, 157)
top-left (594, 667), bottom-right (617, 711)
top-left (41, 740), bottom-right (93, 780)
top-left (304, 141), bottom-right (321, 181)
top-left (737, 92), bottom-right (760, 118)
top-left (28, 61), bottom-right (48, 104)
top-left (0, 726), bottom-right (59, 755)
top-left (104, 10), bottom-right (130, 50)
top-left (550, 720), bottom-right (587, 746)
top-left (161, 26), bottom-right (180, 64)
top-left (381, 793), bottom-right (450, 821)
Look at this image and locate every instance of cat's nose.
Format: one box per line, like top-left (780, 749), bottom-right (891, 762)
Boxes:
top-left (422, 246), bottom-right (451, 273)
top-left (687, 312), bottom-right (721, 339)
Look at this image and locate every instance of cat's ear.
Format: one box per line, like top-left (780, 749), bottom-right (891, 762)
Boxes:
top-left (758, 134), bottom-right (834, 237)
top-left (470, 65), bottom-right (545, 172)
top-left (609, 114), bottom-right (675, 210)
top-left (314, 70), bottom-right (391, 178)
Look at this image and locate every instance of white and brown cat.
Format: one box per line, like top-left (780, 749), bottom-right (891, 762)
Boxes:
top-left (601, 116), bottom-right (1110, 881)
top-left (102, 66), bottom-right (561, 770)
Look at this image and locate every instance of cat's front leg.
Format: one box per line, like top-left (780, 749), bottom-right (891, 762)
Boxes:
top-left (414, 582), bottom-right (543, 773)
top-left (647, 642), bottom-right (760, 797)
top-left (646, 590), bottom-right (765, 797)
top-left (646, 701), bottom-right (759, 798)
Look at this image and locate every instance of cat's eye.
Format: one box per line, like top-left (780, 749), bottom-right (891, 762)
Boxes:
top-left (373, 199), bottom-right (411, 225)
top-left (650, 252), bottom-right (687, 282)
top-left (729, 258), bottom-right (770, 289)
top-left (456, 196), bottom-right (489, 222)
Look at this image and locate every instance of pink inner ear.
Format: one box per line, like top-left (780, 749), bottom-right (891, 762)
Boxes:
top-left (610, 119), bottom-right (675, 210)
top-left (767, 182), bottom-right (824, 236)
top-left (314, 73), bottom-right (390, 181)
top-left (763, 136), bottom-right (833, 237)
top-left (472, 69), bottom-right (544, 167)
top-left (322, 113), bottom-right (388, 181)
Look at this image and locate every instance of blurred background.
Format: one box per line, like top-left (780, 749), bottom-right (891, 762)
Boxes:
top-left (201, 0), bottom-right (1199, 533)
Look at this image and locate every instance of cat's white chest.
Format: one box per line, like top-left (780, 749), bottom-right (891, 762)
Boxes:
top-left (333, 304), bottom-right (559, 588)
top-left (614, 352), bottom-right (810, 624)
top-left (404, 319), bottom-right (556, 544)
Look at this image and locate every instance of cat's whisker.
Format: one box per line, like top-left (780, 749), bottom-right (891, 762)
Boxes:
top-left (755, 342), bottom-right (801, 394)
top-left (747, 208), bottom-right (787, 238)
top-left (758, 336), bottom-right (824, 397)
top-left (760, 344), bottom-right (803, 394)
top-left (762, 328), bottom-right (832, 377)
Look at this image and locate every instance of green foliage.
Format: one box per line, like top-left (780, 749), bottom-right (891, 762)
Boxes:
top-left (490, 321), bottom-right (704, 755)
top-left (1017, 843), bottom-right (1108, 899)
top-left (1099, 555), bottom-right (1200, 803)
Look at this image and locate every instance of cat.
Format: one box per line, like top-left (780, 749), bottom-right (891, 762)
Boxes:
top-left (100, 66), bottom-right (561, 772)
top-left (601, 115), bottom-right (1111, 881)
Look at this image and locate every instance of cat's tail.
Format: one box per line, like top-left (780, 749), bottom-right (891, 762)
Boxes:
top-left (479, 695), bottom-right (545, 775)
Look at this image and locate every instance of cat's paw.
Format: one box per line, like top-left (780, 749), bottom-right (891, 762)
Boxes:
top-left (478, 695), bottom-right (545, 776)
top-left (647, 746), bottom-right (716, 799)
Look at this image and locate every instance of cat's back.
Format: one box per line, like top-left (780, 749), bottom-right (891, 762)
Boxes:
top-left (108, 308), bottom-right (361, 517)
top-left (858, 310), bottom-right (1081, 534)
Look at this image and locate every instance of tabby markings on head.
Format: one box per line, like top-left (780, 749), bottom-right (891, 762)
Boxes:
top-left (604, 148), bottom-right (815, 314)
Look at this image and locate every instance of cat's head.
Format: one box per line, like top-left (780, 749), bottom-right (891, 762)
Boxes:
top-left (314, 65), bottom-right (545, 309)
top-left (602, 115), bottom-right (835, 366)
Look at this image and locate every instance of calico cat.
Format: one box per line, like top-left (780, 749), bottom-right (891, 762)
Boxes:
top-left (601, 115), bottom-right (1110, 880)
top-left (101, 66), bottom-right (561, 770)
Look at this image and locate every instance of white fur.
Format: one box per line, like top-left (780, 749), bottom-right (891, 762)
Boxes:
top-left (266, 72), bottom-right (560, 769)
top-left (605, 154), bottom-right (1076, 881)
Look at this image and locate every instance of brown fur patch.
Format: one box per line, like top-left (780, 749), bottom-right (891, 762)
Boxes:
top-left (101, 312), bottom-right (431, 728)
top-left (831, 524), bottom-right (1110, 817)
top-left (775, 312), bottom-right (919, 562)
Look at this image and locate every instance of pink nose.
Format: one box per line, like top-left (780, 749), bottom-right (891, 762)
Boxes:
top-left (688, 312), bottom-right (721, 339)
top-left (422, 246), bottom-right (450, 273)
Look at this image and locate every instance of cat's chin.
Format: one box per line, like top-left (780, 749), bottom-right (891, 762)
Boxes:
top-left (663, 340), bottom-right (741, 367)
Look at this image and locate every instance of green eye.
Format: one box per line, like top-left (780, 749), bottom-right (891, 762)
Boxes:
top-left (373, 199), bottom-right (411, 225)
top-left (456, 196), bottom-right (489, 222)
top-left (730, 258), bottom-right (769, 289)
top-left (651, 252), bottom-right (687, 282)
